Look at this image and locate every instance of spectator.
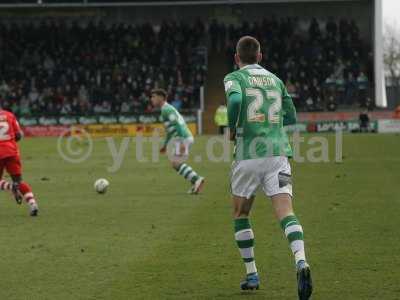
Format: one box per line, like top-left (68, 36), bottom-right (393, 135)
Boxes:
top-left (60, 101), bottom-right (72, 115)
top-left (345, 73), bottom-right (357, 105)
top-left (171, 94), bottom-right (183, 110)
top-left (19, 97), bottom-right (31, 116)
top-left (0, 80), bottom-right (9, 98)
top-left (181, 96), bottom-right (191, 110)
top-left (28, 87), bottom-right (40, 103)
top-left (300, 85), bottom-right (311, 110)
top-left (71, 97), bottom-right (80, 115)
top-left (309, 18), bottom-right (321, 39)
top-left (101, 101), bottom-right (112, 114)
top-left (357, 72), bottom-right (369, 106)
top-left (120, 101), bottom-right (131, 113)
top-left (359, 110), bottom-right (370, 132)
top-left (326, 96), bottom-right (337, 111)
top-left (305, 97), bottom-right (314, 112)
top-left (365, 97), bottom-right (374, 111)
top-left (326, 17), bottom-right (338, 37)
top-left (286, 79), bottom-right (297, 96)
top-left (93, 103), bottom-right (103, 114)
top-left (214, 101), bottom-right (228, 135)
top-left (336, 75), bottom-right (346, 105)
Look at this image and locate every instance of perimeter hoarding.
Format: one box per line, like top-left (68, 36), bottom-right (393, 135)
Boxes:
top-left (22, 123), bottom-right (198, 137)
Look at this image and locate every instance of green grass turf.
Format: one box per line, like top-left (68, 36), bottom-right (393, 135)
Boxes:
top-left (0, 133), bottom-right (399, 300)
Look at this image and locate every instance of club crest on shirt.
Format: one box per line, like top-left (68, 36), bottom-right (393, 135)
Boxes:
top-left (224, 80), bottom-right (233, 92)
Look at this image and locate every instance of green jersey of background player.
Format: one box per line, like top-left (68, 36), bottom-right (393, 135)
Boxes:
top-left (224, 36), bottom-right (312, 299)
top-left (150, 89), bottom-right (205, 194)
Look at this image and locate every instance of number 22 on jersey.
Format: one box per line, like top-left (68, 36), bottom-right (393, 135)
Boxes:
top-left (246, 88), bottom-right (282, 124)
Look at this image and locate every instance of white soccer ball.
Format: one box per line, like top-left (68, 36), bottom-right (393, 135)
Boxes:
top-left (94, 178), bottom-right (109, 194)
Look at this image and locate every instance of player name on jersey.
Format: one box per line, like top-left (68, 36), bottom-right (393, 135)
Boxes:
top-left (248, 76), bottom-right (276, 88)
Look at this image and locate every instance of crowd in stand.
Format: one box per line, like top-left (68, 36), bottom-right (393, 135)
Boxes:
top-left (210, 17), bottom-right (373, 112)
top-left (0, 17), bottom-right (373, 117)
top-left (0, 20), bottom-right (207, 117)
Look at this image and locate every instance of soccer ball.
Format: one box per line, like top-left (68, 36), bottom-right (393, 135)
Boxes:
top-left (94, 178), bottom-right (109, 194)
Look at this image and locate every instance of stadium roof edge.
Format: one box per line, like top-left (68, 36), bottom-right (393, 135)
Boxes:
top-left (0, 0), bottom-right (367, 9)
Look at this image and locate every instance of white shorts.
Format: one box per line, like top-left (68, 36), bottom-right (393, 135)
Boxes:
top-left (231, 156), bottom-right (292, 199)
top-left (172, 137), bottom-right (194, 156)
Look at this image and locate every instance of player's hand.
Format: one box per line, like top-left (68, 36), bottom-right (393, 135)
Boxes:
top-left (178, 144), bottom-right (186, 156)
top-left (229, 129), bottom-right (236, 141)
top-left (160, 146), bottom-right (167, 154)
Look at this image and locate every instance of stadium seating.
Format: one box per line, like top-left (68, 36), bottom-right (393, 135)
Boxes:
top-left (215, 17), bottom-right (373, 112)
top-left (0, 20), bottom-right (207, 116)
top-left (0, 17), bottom-right (372, 116)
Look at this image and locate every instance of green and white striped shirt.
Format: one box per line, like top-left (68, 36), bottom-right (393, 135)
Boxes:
top-left (160, 102), bottom-right (192, 146)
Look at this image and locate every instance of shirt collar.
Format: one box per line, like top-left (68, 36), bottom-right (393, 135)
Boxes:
top-left (240, 64), bottom-right (262, 70)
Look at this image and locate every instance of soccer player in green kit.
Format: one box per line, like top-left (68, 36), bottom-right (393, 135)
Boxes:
top-left (224, 36), bottom-right (312, 299)
top-left (151, 89), bottom-right (205, 194)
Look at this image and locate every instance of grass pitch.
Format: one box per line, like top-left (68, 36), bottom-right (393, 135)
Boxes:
top-left (0, 133), bottom-right (399, 300)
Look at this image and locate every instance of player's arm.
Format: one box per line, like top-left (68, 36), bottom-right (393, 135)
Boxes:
top-left (227, 93), bottom-right (242, 140)
top-left (224, 74), bottom-right (242, 141)
top-left (162, 128), bottom-right (174, 148)
top-left (160, 111), bottom-right (176, 153)
top-left (12, 115), bottom-right (23, 142)
top-left (15, 132), bottom-right (23, 142)
top-left (281, 81), bottom-right (297, 126)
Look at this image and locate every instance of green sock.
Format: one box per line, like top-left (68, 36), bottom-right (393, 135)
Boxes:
top-left (177, 163), bottom-right (199, 184)
top-left (280, 215), bottom-right (306, 265)
top-left (234, 218), bottom-right (257, 274)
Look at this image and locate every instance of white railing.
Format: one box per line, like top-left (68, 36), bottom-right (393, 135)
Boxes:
top-left (197, 86), bottom-right (205, 135)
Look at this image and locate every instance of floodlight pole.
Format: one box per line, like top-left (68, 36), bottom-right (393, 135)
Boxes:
top-left (374, 0), bottom-right (387, 107)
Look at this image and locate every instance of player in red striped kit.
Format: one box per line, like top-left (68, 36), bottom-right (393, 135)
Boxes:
top-left (0, 109), bottom-right (39, 216)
